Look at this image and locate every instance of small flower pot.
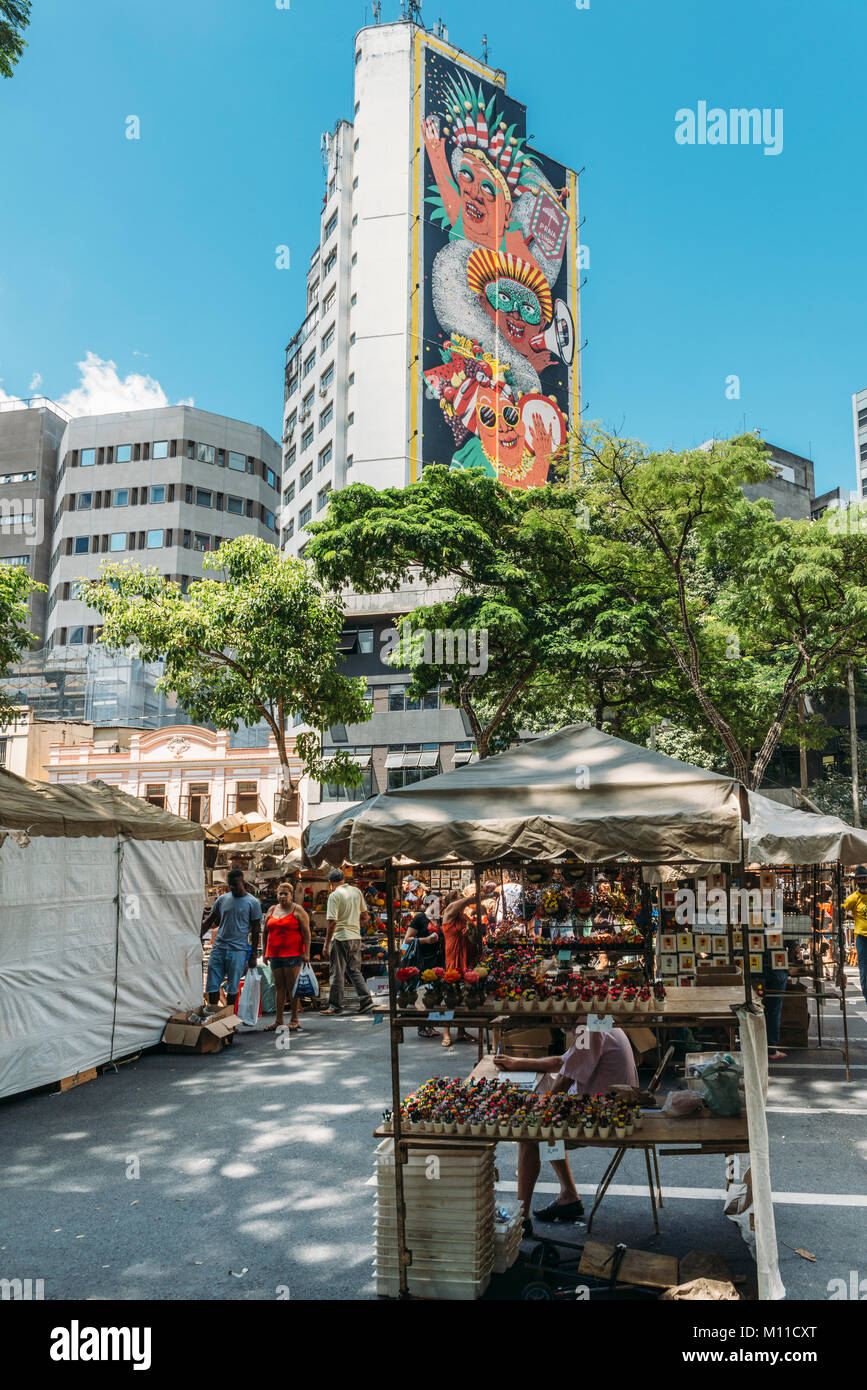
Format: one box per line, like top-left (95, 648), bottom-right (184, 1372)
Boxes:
top-left (553, 1125), bottom-right (566, 1140)
top-left (597, 1126), bottom-right (610, 1140)
top-left (433, 1121), bottom-right (444, 1134)
top-left (633, 1114), bottom-right (643, 1130)
top-left (485, 1122), bottom-right (499, 1137)
top-left (622, 998), bottom-right (635, 1013)
top-left (582, 1125), bottom-right (596, 1140)
top-left (615, 1126), bottom-right (626, 1140)
top-left (470, 1122), bottom-right (483, 1137)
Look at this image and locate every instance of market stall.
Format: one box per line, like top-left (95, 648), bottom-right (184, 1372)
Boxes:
top-left (0, 768), bottom-right (205, 1099)
top-left (305, 723), bottom-right (867, 1302)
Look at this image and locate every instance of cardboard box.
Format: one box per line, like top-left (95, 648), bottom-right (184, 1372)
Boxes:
top-left (491, 1025), bottom-right (561, 1059)
top-left (162, 1006), bottom-right (241, 1053)
top-left (696, 967), bottom-right (743, 987)
top-left (624, 1026), bottom-right (657, 1058)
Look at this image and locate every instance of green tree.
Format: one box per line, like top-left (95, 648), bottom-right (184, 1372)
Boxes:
top-left (306, 466), bottom-right (664, 758)
top-left (0, 561), bottom-right (41, 722)
top-left (568, 428), bottom-right (867, 787)
top-left (0, 1), bottom-right (31, 79)
top-left (80, 536), bottom-right (371, 809)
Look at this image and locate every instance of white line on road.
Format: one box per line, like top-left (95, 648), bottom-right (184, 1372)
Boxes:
top-left (497, 1181), bottom-right (867, 1206)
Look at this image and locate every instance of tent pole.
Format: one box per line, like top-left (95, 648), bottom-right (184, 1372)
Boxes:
top-left (813, 864), bottom-right (823, 1049)
top-left (835, 862), bottom-right (852, 1084)
top-left (385, 859), bottom-right (411, 1298)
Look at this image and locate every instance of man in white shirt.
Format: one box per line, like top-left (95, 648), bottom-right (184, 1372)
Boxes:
top-left (322, 867), bottom-right (374, 1016)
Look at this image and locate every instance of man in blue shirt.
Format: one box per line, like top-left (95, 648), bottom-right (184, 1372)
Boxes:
top-left (201, 868), bottom-right (263, 1006)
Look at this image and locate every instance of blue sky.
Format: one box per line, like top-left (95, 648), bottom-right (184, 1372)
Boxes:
top-left (1, 0), bottom-right (865, 495)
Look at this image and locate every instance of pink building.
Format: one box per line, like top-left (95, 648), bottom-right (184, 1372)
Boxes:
top-left (47, 725), bottom-right (307, 828)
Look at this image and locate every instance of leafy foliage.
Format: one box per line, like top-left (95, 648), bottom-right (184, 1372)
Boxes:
top-left (0, 560), bottom-right (41, 721)
top-left (0, 1), bottom-right (31, 79)
top-left (80, 536), bottom-right (371, 793)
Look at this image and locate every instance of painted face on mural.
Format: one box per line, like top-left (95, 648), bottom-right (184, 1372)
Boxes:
top-left (481, 276), bottom-right (543, 346)
top-left (475, 383), bottom-right (524, 466)
top-left (457, 151), bottom-right (512, 250)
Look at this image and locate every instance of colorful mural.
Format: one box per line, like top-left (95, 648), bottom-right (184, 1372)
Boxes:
top-left (419, 47), bottom-right (577, 488)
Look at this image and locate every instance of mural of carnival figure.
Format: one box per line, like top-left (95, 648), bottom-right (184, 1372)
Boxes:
top-left (420, 52), bottom-right (576, 487)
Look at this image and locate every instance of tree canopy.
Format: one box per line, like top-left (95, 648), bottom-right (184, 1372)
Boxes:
top-left (0, 1), bottom-right (31, 79)
top-left (0, 560), bottom-right (41, 722)
top-left (80, 535), bottom-right (371, 801)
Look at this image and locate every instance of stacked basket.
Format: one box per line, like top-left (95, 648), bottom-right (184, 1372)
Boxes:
top-left (492, 1205), bottom-right (524, 1274)
top-left (373, 1139), bottom-right (495, 1299)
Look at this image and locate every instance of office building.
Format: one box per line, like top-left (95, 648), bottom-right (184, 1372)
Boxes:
top-left (853, 387), bottom-right (867, 497)
top-left (0, 397), bottom-right (69, 641)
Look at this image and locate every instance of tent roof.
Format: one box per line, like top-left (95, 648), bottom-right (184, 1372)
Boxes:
top-left (303, 723), bottom-right (867, 870)
top-left (0, 769), bottom-right (206, 841)
top-left (303, 724), bottom-right (747, 867)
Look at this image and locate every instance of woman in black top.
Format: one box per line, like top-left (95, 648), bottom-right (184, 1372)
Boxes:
top-left (402, 908), bottom-right (443, 1038)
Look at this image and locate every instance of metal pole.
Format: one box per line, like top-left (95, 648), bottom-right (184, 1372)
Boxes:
top-left (848, 662), bottom-right (861, 828)
top-left (384, 860), bottom-right (411, 1298)
top-left (798, 694), bottom-right (808, 795)
top-left (836, 862), bottom-right (852, 1084)
top-left (812, 863), bottom-right (822, 1049)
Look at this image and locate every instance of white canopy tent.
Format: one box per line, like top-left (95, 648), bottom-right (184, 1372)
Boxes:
top-left (0, 770), bottom-right (205, 1100)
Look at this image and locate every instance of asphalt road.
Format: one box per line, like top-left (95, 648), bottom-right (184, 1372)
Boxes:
top-left (1, 976), bottom-right (865, 1302)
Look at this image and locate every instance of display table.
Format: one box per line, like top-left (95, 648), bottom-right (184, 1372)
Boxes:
top-left (389, 985), bottom-right (745, 1027)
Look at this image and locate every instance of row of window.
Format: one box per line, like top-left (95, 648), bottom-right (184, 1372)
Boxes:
top-left (0, 471), bottom-right (36, 484)
top-left (68, 440), bottom-right (278, 489)
top-left (1, 554), bottom-right (31, 566)
top-left (53, 528), bottom-right (241, 566)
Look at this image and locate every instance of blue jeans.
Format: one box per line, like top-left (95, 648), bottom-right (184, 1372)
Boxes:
top-left (762, 967), bottom-right (788, 1049)
top-left (206, 941), bottom-right (248, 997)
top-left (857, 936), bottom-right (867, 1005)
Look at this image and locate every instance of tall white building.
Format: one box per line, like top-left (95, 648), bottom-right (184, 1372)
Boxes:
top-left (281, 18), bottom-right (581, 554)
top-left (853, 387), bottom-right (867, 497)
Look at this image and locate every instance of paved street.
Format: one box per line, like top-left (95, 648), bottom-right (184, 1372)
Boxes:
top-left (2, 977), bottom-right (865, 1301)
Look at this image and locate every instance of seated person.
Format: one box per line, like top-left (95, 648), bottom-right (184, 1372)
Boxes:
top-left (495, 1022), bottom-right (638, 1236)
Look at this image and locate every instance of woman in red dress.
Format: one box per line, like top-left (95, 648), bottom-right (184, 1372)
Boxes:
top-left (440, 888), bottom-right (485, 1048)
top-left (262, 881), bottom-right (311, 1033)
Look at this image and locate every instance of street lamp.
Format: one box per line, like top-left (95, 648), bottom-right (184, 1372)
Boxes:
top-left (648, 718), bottom-right (672, 752)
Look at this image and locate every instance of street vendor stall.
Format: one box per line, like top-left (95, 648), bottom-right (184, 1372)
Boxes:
top-left (0, 768), bottom-right (205, 1100)
top-left (305, 723), bottom-right (867, 1303)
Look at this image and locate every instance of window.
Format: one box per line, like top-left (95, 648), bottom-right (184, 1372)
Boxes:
top-left (388, 686), bottom-right (421, 712)
top-left (351, 252), bottom-right (357, 266)
top-left (228, 451), bottom-right (246, 472)
top-left (302, 388), bottom-right (314, 411)
top-left (317, 483), bottom-right (332, 511)
top-left (299, 502), bottom-right (312, 528)
top-left (116, 444), bottom-right (131, 463)
top-left (303, 351), bottom-right (316, 376)
top-left (146, 529), bottom-right (164, 548)
top-left (285, 443), bottom-right (296, 468)
top-left (322, 325), bottom-right (335, 352)
top-left (352, 214), bottom-right (358, 227)
top-left (2, 554), bottom-right (30, 567)
top-left (301, 426), bottom-right (314, 451)
top-left (184, 783), bottom-right (210, 824)
top-left (323, 249), bottom-right (337, 276)
top-left (263, 509), bottom-right (276, 529)
top-left (307, 278), bottom-right (319, 308)
top-left (353, 176), bottom-right (359, 189)
top-left (235, 781), bottom-right (259, 815)
top-left (300, 463), bottom-right (313, 489)
top-left (153, 441), bottom-right (168, 459)
top-left (265, 466), bottom-right (278, 489)
top-left (196, 488), bottom-right (212, 508)
top-left (145, 783), bottom-right (167, 809)
top-left (321, 364), bottom-right (334, 390)
top-left (283, 519), bottom-right (294, 542)
top-left (197, 443), bottom-right (215, 463)
top-left (109, 533), bottom-right (126, 552)
top-left (73, 536), bottom-right (89, 554)
top-left (77, 493), bottom-right (93, 510)
top-left (193, 533), bottom-right (210, 552)
top-left (351, 293), bottom-right (357, 307)
top-left (350, 332), bottom-right (356, 345)
top-left (283, 482), bottom-right (295, 504)
top-left (80, 448), bottom-right (96, 467)
top-left (319, 443), bottom-right (332, 471)
top-left (149, 485), bottom-right (165, 503)
top-left (323, 750), bottom-right (373, 802)
top-left (112, 489), bottom-right (129, 506)
top-left (323, 288), bottom-right (336, 313)
top-left (347, 412), bottom-right (355, 426)
top-left (227, 495), bottom-right (244, 515)
top-left (324, 211), bottom-right (338, 239)
top-left (346, 454), bottom-right (353, 470)
top-left (348, 372), bottom-right (355, 386)
top-left (68, 626), bottom-right (85, 645)
top-left (320, 404), bottom-right (333, 431)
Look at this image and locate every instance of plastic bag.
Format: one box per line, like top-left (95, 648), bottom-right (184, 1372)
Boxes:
top-left (658, 1089), bottom-right (704, 1117)
top-left (292, 962), bottom-right (319, 999)
top-left (689, 1052), bottom-right (743, 1117)
top-left (257, 962), bottom-right (276, 1016)
top-left (237, 967), bottom-right (262, 1026)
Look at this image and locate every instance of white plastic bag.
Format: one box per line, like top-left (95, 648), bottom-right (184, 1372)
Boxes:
top-left (292, 962), bottom-right (319, 999)
top-left (237, 967), bottom-right (262, 1026)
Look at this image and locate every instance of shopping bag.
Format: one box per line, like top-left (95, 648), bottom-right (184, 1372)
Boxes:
top-left (292, 962), bottom-right (319, 999)
top-left (237, 967), bottom-right (262, 1025)
top-left (258, 963), bottom-right (276, 1016)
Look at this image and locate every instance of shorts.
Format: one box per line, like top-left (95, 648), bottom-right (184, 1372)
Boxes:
top-left (206, 941), bottom-right (248, 996)
top-left (269, 956), bottom-right (304, 968)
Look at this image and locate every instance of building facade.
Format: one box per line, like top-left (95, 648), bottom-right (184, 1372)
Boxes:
top-left (47, 405), bottom-right (281, 651)
top-left (46, 723), bottom-right (307, 828)
top-left (0, 397), bottom-right (69, 642)
top-left (280, 19), bottom-right (581, 555)
top-left (853, 387), bottom-right (867, 497)
top-left (0, 707), bottom-right (94, 781)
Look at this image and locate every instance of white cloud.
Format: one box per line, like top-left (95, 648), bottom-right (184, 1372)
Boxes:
top-left (56, 352), bottom-right (193, 417)
top-left (28, 372), bottom-right (42, 393)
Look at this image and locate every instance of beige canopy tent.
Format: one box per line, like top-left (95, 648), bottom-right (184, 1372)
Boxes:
top-left (0, 770), bottom-right (205, 1100)
top-left (304, 723), bottom-right (867, 870)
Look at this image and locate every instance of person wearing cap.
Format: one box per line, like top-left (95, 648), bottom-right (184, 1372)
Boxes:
top-left (843, 866), bottom-right (867, 1003)
top-left (321, 868), bottom-right (374, 1016)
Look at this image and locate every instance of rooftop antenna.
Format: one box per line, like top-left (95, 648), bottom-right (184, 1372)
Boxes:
top-left (372, 0), bottom-right (381, 21)
top-left (403, 0), bottom-right (424, 25)
top-left (481, 32), bottom-right (488, 63)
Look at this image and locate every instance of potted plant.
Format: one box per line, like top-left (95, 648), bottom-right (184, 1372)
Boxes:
top-left (395, 965), bottom-right (420, 1008)
top-left (421, 967), bottom-right (444, 1010)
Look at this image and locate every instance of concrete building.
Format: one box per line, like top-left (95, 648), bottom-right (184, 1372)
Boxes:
top-left (0, 706), bottom-right (94, 781)
top-left (853, 387), bottom-right (867, 497)
top-left (280, 18), bottom-right (581, 554)
top-left (46, 405), bottom-right (281, 652)
top-left (740, 441), bottom-right (816, 520)
top-left (0, 397), bottom-right (69, 642)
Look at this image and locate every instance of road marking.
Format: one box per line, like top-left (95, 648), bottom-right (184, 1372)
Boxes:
top-left (766, 1106), bottom-right (867, 1115)
top-left (498, 1181), bottom-right (867, 1206)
